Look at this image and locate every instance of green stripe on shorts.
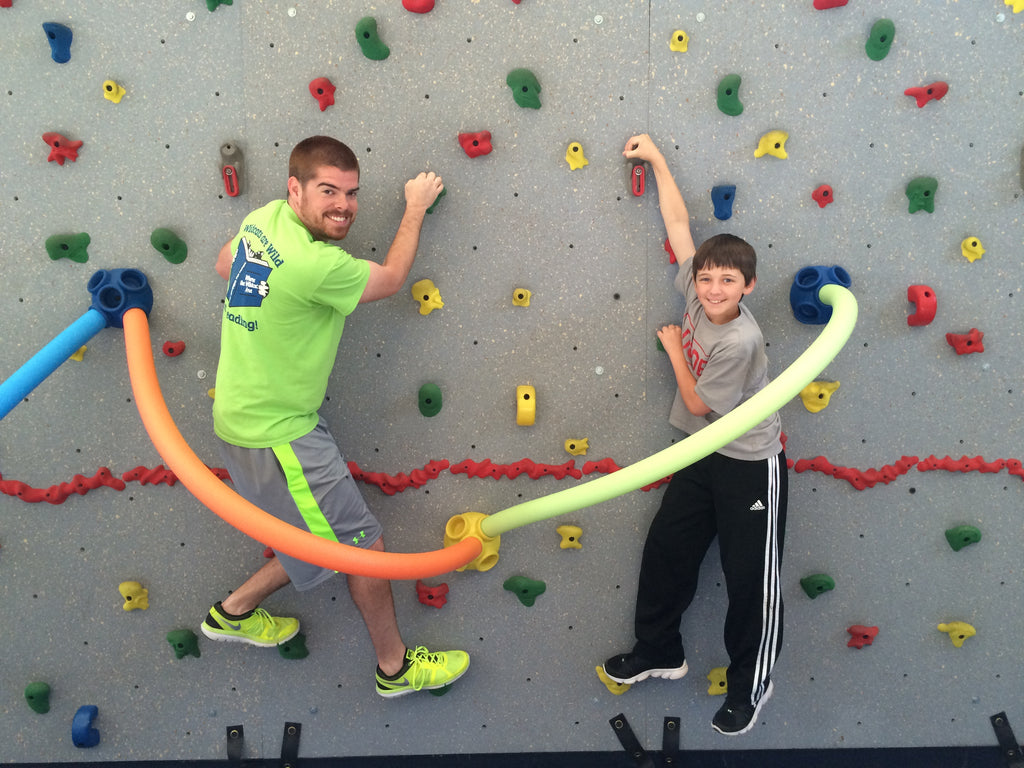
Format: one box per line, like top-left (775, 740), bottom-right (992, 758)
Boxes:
top-left (272, 443), bottom-right (340, 543)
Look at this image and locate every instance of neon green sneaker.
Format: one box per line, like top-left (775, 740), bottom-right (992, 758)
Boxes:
top-left (376, 646), bottom-right (470, 698)
top-left (201, 602), bottom-right (300, 648)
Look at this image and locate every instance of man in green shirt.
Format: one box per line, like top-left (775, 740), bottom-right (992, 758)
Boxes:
top-left (203, 136), bottom-right (468, 697)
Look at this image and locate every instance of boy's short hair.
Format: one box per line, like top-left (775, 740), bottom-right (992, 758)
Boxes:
top-left (692, 233), bottom-right (757, 286)
top-left (288, 136), bottom-right (359, 186)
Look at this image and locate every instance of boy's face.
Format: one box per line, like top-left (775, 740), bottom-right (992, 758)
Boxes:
top-left (287, 165), bottom-right (360, 242)
top-left (694, 264), bottom-right (755, 325)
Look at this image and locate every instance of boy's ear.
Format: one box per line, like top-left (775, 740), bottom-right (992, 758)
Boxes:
top-left (742, 276), bottom-right (757, 295)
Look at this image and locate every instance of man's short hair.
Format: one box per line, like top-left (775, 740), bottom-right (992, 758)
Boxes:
top-left (692, 233), bottom-right (757, 286)
top-left (288, 136), bottom-right (359, 186)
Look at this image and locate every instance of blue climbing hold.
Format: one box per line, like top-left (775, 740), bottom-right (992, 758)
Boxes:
top-left (711, 185), bottom-right (737, 220)
top-left (42, 22), bottom-right (73, 64)
top-left (71, 705), bottom-right (100, 748)
top-left (86, 268), bottom-right (153, 329)
top-left (789, 265), bottom-right (852, 325)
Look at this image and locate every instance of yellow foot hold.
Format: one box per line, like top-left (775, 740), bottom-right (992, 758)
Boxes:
top-left (70, 346), bottom-right (87, 362)
top-left (938, 621), bottom-right (976, 648)
top-left (102, 79), bottom-right (126, 103)
top-left (755, 130), bottom-right (789, 159)
top-left (960, 237), bottom-right (985, 263)
top-left (799, 381), bottom-right (840, 413)
top-left (706, 666), bottom-right (728, 696)
top-left (565, 142), bottom-right (588, 170)
top-left (444, 512), bottom-right (500, 572)
top-left (513, 288), bottom-right (532, 306)
top-left (1005, 0), bottom-right (1024, 14)
top-left (564, 438), bottom-right (588, 456)
top-left (118, 581), bottom-right (149, 611)
top-left (670, 29), bottom-right (689, 52)
top-left (596, 665), bottom-right (631, 695)
top-left (412, 278), bottom-right (444, 315)
top-left (556, 524), bottom-right (582, 549)
top-left (516, 385), bottom-right (536, 426)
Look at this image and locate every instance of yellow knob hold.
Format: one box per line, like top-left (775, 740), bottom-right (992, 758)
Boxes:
top-left (706, 666), bottom-right (728, 696)
top-left (565, 142), bottom-right (588, 170)
top-left (938, 621), bottom-right (976, 648)
top-left (444, 512), bottom-right (501, 572)
top-left (1005, 0), bottom-right (1024, 14)
top-left (596, 666), bottom-right (631, 695)
top-left (412, 278), bottom-right (444, 315)
top-left (556, 524), bottom-right (583, 549)
top-left (70, 346), bottom-right (87, 362)
top-left (564, 438), bottom-right (589, 456)
top-left (799, 381), bottom-right (840, 413)
top-left (670, 29), bottom-right (689, 52)
top-left (103, 79), bottom-right (126, 104)
top-left (960, 237), bottom-right (985, 263)
top-left (516, 385), bottom-right (536, 426)
top-left (754, 129), bottom-right (789, 159)
top-left (513, 288), bottom-right (532, 306)
top-left (118, 581), bottom-right (149, 611)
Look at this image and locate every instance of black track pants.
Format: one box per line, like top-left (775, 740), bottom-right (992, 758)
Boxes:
top-left (632, 450), bottom-right (787, 706)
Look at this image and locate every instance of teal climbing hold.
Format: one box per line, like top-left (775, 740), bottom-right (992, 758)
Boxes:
top-left (166, 629), bottom-right (201, 659)
top-left (717, 74), bottom-right (743, 116)
top-left (278, 633), bottom-right (309, 659)
top-left (906, 176), bottom-right (938, 213)
top-left (355, 17), bottom-right (390, 61)
top-left (46, 233), bottom-right (91, 263)
top-left (799, 573), bottom-right (836, 599)
top-left (865, 19), bottom-right (895, 61)
top-left (418, 383), bottom-right (443, 417)
top-left (945, 525), bottom-right (981, 552)
top-left (150, 228), bottom-right (188, 264)
top-left (24, 682), bottom-right (51, 714)
top-left (506, 68), bottom-right (542, 109)
top-left (205, 0), bottom-right (233, 11)
top-left (503, 575), bottom-right (546, 606)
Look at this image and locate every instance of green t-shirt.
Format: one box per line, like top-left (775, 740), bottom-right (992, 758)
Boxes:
top-left (213, 200), bottom-right (371, 447)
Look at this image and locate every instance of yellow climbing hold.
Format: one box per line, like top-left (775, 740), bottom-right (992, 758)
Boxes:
top-left (565, 142), bottom-right (588, 170)
top-left (118, 581), bottom-right (149, 611)
top-left (208, 388), bottom-right (216, 399)
top-left (556, 524), bottom-right (583, 549)
top-left (516, 385), bottom-right (536, 426)
top-left (960, 237), bottom-right (985, 263)
top-left (596, 665), bottom-right (631, 695)
top-left (102, 79), bottom-right (126, 103)
top-left (513, 288), bottom-right (532, 307)
top-left (412, 278), bottom-right (444, 315)
top-left (670, 29), bottom-right (689, 52)
top-left (938, 621), bottom-right (976, 648)
top-left (754, 130), bottom-right (789, 159)
top-left (799, 381), bottom-right (840, 413)
top-left (564, 438), bottom-right (589, 456)
top-left (1005, 0), bottom-right (1023, 14)
top-left (444, 511), bottom-right (501, 572)
top-left (70, 346), bottom-right (87, 362)
top-left (706, 666), bottom-right (728, 696)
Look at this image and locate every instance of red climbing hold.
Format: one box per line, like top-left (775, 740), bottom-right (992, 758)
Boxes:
top-left (945, 328), bottom-right (984, 355)
top-left (906, 285), bottom-right (936, 327)
top-left (162, 340), bottom-right (185, 357)
top-left (847, 625), bottom-right (879, 649)
top-left (308, 77), bottom-right (335, 111)
top-left (458, 131), bottom-right (493, 158)
top-left (904, 81), bottom-right (948, 109)
top-left (811, 184), bottom-right (834, 208)
top-left (0, 1), bottom-right (13, 8)
top-left (402, 0), bottom-right (434, 12)
top-left (664, 237), bottom-right (677, 264)
top-left (813, 0), bottom-right (849, 8)
top-left (416, 580), bottom-right (449, 609)
top-left (42, 132), bottom-right (83, 165)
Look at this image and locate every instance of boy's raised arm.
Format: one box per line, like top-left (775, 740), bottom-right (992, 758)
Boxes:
top-left (623, 134), bottom-right (697, 264)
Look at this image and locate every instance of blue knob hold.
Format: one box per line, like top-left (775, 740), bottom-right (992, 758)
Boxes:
top-left (789, 266), bottom-right (852, 324)
top-left (42, 22), bottom-right (73, 64)
top-left (72, 705), bottom-right (100, 748)
top-left (86, 269), bottom-right (153, 328)
top-left (711, 185), bottom-right (737, 220)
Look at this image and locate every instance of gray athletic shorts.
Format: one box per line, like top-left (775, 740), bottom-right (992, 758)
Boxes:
top-left (217, 416), bottom-right (383, 591)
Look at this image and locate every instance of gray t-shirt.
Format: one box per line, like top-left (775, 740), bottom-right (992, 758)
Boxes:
top-left (666, 258), bottom-right (783, 461)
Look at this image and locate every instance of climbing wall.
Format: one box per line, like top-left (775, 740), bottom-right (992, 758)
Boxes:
top-left (1, 0), bottom-right (1022, 762)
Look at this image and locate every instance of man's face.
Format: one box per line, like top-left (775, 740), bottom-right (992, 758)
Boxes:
top-left (287, 166), bottom-right (359, 242)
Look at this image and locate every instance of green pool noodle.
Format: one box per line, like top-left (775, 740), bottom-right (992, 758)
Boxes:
top-left (150, 228), bottom-right (188, 264)
top-left (24, 682), bottom-right (51, 714)
top-left (45, 233), bottom-right (90, 263)
top-left (355, 17), bottom-right (390, 61)
top-left (717, 74), bottom-right (744, 116)
top-left (800, 573), bottom-right (836, 599)
top-left (480, 284), bottom-right (857, 538)
top-left (945, 525), bottom-right (981, 552)
top-left (866, 19), bottom-right (895, 61)
top-left (507, 68), bottom-right (542, 109)
top-left (419, 383), bottom-right (443, 417)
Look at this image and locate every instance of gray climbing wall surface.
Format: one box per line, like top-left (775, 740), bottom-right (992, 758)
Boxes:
top-left (1, 0), bottom-right (1022, 762)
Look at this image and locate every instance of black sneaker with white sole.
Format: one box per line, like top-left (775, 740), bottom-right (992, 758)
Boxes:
top-left (602, 652), bottom-right (688, 685)
top-left (712, 680), bottom-right (774, 736)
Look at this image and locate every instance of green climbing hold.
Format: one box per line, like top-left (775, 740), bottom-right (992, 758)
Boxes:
top-left (865, 19), bottom-right (895, 61)
top-left (278, 633), bottom-right (309, 660)
top-left (24, 682), bottom-right (51, 714)
top-left (945, 525), bottom-right (981, 552)
top-left (716, 74), bottom-right (744, 117)
top-left (150, 228), bottom-right (188, 264)
top-left (799, 573), bottom-right (836, 599)
top-left (426, 187), bottom-right (446, 215)
top-left (503, 575), bottom-right (546, 607)
top-left (418, 382), bottom-right (443, 417)
top-left (506, 68), bottom-right (542, 109)
top-left (355, 17), bottom-right (390, 61)
top-left (906, 176), bottom-right (938, 213)
top-left (45, 233), bottom-right (90, 263)
top-left (205, 0), bottom-right (233, 11)
top-left (166, 629), bottom-right (201, 659)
